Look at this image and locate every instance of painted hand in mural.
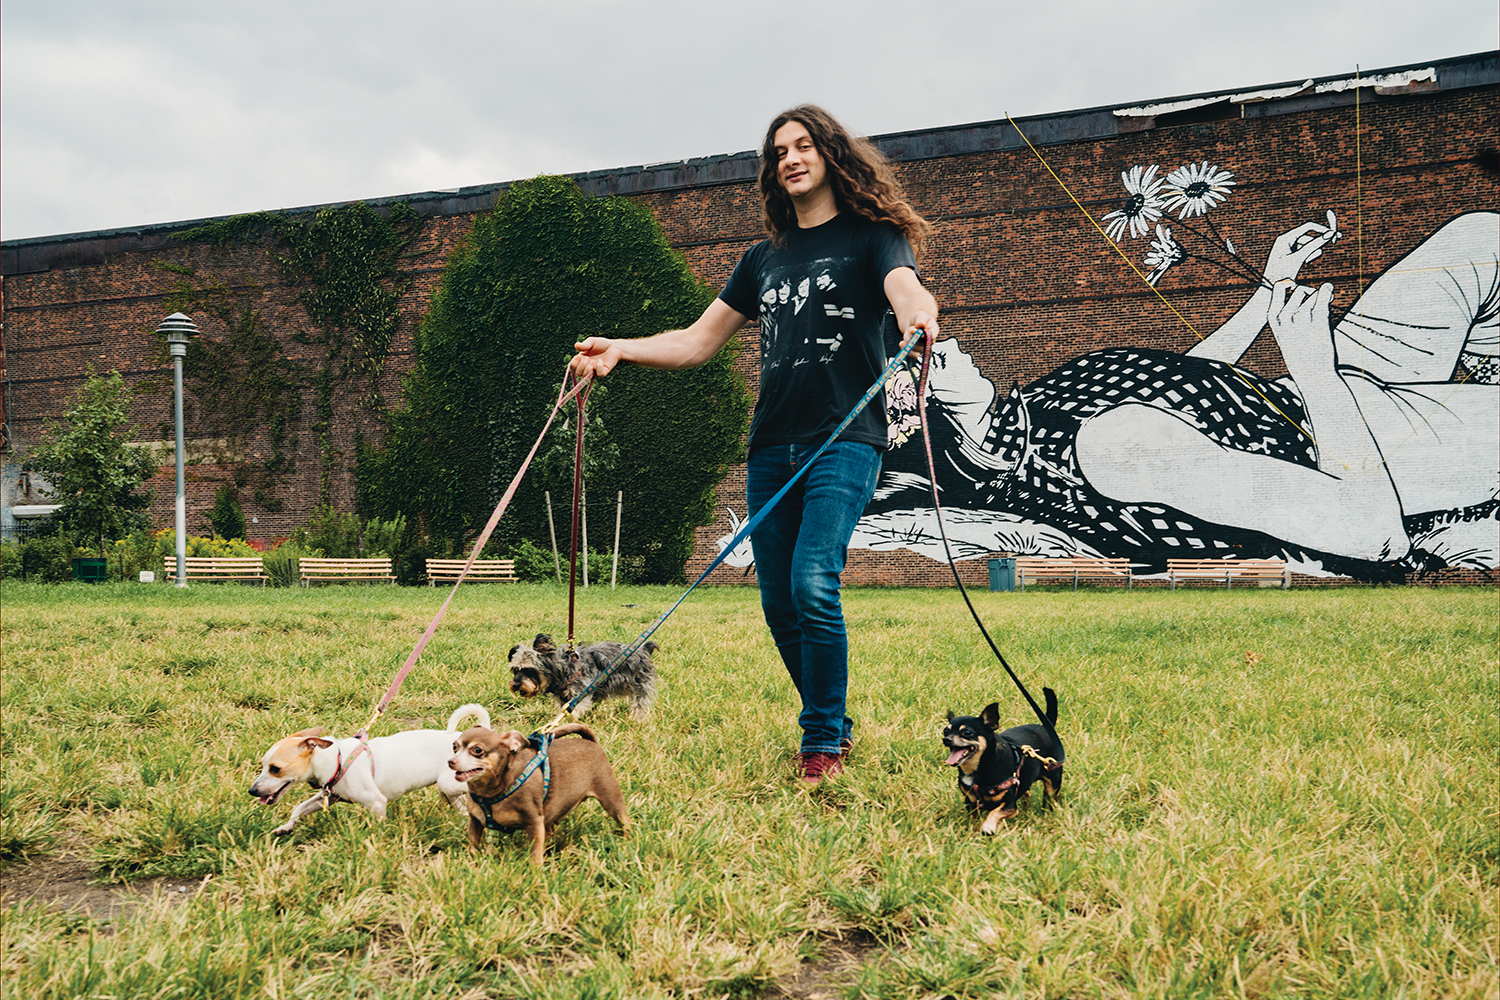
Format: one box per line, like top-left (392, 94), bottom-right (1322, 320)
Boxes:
top-left (1189, 212), bottom-right (1342, 365)
top-left (1268, 280), bottom-right (1338, 374)
top-left (1262, 211), bottom-right (1340, 285)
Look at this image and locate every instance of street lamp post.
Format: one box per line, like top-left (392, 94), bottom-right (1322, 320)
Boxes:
top-left (158, 313), bottom-right (198, 588)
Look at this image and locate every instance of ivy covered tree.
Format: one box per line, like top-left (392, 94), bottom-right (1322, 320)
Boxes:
top-left (25, 367), bottom-right (156, 554)
top-left (359, 176), bottom-right (749, 583)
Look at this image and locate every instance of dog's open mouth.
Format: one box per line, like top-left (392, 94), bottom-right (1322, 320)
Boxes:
top-left (945, 746), bottom-right (975, 767)
top-left (453, 768), bottom-right (484, 783)
top-left (254, 781), bottom-right (291, 806)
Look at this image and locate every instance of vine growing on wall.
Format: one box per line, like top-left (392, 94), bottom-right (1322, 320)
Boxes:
top-left (168, 202), bottom-right (421, 509)
top-left (154, 269), bottom-right (301, 511)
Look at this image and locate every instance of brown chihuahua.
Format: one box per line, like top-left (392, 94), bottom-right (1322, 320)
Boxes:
top-left (448, 723), bottom-right (629, 864)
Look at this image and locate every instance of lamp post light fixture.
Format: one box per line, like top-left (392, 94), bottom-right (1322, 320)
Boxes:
top-left (157, 312), bottom-right (198, 587)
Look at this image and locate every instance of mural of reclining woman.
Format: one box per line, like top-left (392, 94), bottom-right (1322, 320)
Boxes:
top-left (857, 210), bottom-right (1498, 580)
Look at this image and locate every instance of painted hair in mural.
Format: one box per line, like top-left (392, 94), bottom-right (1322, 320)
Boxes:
top-left (858, 182), bottom-right (1498, 581)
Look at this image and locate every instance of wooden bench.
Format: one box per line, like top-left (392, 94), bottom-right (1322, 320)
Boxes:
top-left (297, 557), bottom-right (396, 587)
top-left (1166, 558), bottom-right (1290, 590)
top-left (1016, 556), bottom-right (1133, 590)
top-left (163, 556), bottom-right (268, 585)
top-left (425, 558), bottom-right (519, 585)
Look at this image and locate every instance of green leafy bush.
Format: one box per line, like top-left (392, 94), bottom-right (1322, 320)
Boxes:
top-left (22, 368), bottom-right (156, 553)
top-left (511, 538), bottom-right (559, 582)
top-left (286, 507), bottom-right (419, 582)
top-left (396, 537), bottom-right (434, 586)
top-left (362, 514), bottom-right (407, 557)
top-left (0, 538), bottom-right (23, 581)
top-left (260, 541), bottom-right (307, 587)
top-left (206, 484), bottom-right (246, 541)
top-left (8, 531), bottom-right (84, 583)
top-left (292, 505), bottom-right (360, 558)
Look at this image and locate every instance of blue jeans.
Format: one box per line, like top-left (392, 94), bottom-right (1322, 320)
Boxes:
top-left (746, 441), bottom-right (882, 754)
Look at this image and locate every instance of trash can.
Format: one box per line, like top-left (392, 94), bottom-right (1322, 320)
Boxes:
top-left (72, 557), bottom-right (108, 584)
top-left (988, 557), bottom-right (1016, 592)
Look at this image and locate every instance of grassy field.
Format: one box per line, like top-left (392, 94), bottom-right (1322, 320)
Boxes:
top-left (0, 579), bottom-right (1495, 999)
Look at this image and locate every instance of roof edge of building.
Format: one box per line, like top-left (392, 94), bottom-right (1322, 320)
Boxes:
top-left (4, 49), bottom-right (1494, 275)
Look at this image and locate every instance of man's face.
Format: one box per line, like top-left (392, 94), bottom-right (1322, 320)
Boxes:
top-left (773, 120), bottom-right (827, 199)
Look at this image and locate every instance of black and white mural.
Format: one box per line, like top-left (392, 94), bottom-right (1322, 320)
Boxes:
top-left (718, 162), bottom-right (1498, 581)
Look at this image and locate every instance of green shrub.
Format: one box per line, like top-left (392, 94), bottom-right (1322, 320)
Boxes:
top-left (509, 540), bottom-right (639, 585)
top-left (182, 535), bottom-right (257, 558)
top-left (206, 484), bottom-right (246, 540)
top-left (0, 538), bottom-right (22, 581)
top-left (362, 514), bottom-right (406, 557)
top-left (396, 537), bottom-right (433, 586)
top-left (13, 531), bottom-right (83, 583)
top-left (260, 541), bottom-right (307, 587)
top-left (105, 528), bottom-right (167, 582)
top-left (357, 175), bottom-right (748, 583)
top-left (291, 505), bottom-right (360, 558)
top-left (511, 538), bottom-right (559, 582)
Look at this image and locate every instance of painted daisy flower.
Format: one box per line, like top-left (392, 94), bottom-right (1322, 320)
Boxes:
top-left (1144, 224), bottom-right (1186, 285)
top-left (1101, 164), bottom-right (1166, 241)
top-left (1161, 161), bottom-right (1236, 218)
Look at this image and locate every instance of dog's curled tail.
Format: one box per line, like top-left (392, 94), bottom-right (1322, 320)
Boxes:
top-left (1043, 687), bottom-right (1058, 727)
top-left (549, 722), bottom-right (598, 742)
top-left (447, 703), bottom-right (492, 731)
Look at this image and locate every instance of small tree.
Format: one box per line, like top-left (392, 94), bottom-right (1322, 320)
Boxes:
top-left (25, 367), bottom-right (156, 555)
top-left (358, 176), bottom-right (750, 582)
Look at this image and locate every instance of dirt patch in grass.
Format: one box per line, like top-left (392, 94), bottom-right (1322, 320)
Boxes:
top-left (1, 848), bottom-right (200, 923)
top-left (766, 929), bottom-right (883, 999)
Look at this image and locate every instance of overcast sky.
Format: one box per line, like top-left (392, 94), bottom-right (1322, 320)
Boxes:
top-left (3, 1), bottom-right (1495, 241)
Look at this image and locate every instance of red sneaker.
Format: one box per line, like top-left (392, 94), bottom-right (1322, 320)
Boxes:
top-left (795, 751), bottom-right (844, 786)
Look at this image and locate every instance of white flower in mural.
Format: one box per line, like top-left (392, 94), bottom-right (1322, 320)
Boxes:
top-left (1144, 225), bottom-right (1186, 285)
top-left (1161, 161), bottom-right (1236, 219)
top-left (1102, 165), bottom-right (1166, 241)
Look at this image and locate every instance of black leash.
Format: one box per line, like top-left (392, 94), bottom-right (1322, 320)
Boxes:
top-left (915, 332), bottom-right (1061, 747)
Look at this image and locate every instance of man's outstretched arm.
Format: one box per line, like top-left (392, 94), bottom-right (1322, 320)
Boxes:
top-left (570, 299), bottom-right (750, 380)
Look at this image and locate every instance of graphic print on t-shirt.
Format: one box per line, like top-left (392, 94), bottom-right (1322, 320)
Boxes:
top-left (759, 258), bottom-right (855, 372)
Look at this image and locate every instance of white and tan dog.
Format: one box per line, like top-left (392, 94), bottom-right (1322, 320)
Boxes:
top-left (249, 703), bottom-right (489, 836)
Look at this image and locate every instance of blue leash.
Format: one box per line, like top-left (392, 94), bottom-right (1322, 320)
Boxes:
top-left (547, 334), bottom-right (926, 722)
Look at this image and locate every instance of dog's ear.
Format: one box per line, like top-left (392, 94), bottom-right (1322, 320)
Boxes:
top-left (534, 634), bottom-right (555, 654)
top-left (290, 727), bottom-right (325, 738)
top-left (980, 703), bottom-right (1000, 729)
top-left (498, 731), bottom-right (528, 753)
top-left (946, 710), bottom-right (955, 722)
top-left (301, 736), bottom-right (333, 750)
top-left (506, 644), bottom-right (520, 662)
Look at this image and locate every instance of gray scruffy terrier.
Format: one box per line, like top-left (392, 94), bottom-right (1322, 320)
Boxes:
top-left (507, 633), bottom-right (659, 719)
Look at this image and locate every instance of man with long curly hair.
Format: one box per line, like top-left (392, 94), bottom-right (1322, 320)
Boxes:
top-left (571, 105), bottom-right (939, 785)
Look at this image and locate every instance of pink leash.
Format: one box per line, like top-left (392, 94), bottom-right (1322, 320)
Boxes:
top-left (340, 369), bottom-right (593, 769)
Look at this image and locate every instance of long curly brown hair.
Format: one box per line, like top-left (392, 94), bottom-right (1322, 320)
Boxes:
top-left (758, 104), bottom-right (931, 254)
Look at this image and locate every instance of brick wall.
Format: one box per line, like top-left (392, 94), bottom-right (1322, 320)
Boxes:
top-left (4, 55), bottom-right (1496, 585)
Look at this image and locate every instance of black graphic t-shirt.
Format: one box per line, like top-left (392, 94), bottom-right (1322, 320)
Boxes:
top-left (720, 213), bottom-right (917, 451)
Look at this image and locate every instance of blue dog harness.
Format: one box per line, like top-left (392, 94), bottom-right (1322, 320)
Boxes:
top-left (468, 732), bottom-right (552, 833)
